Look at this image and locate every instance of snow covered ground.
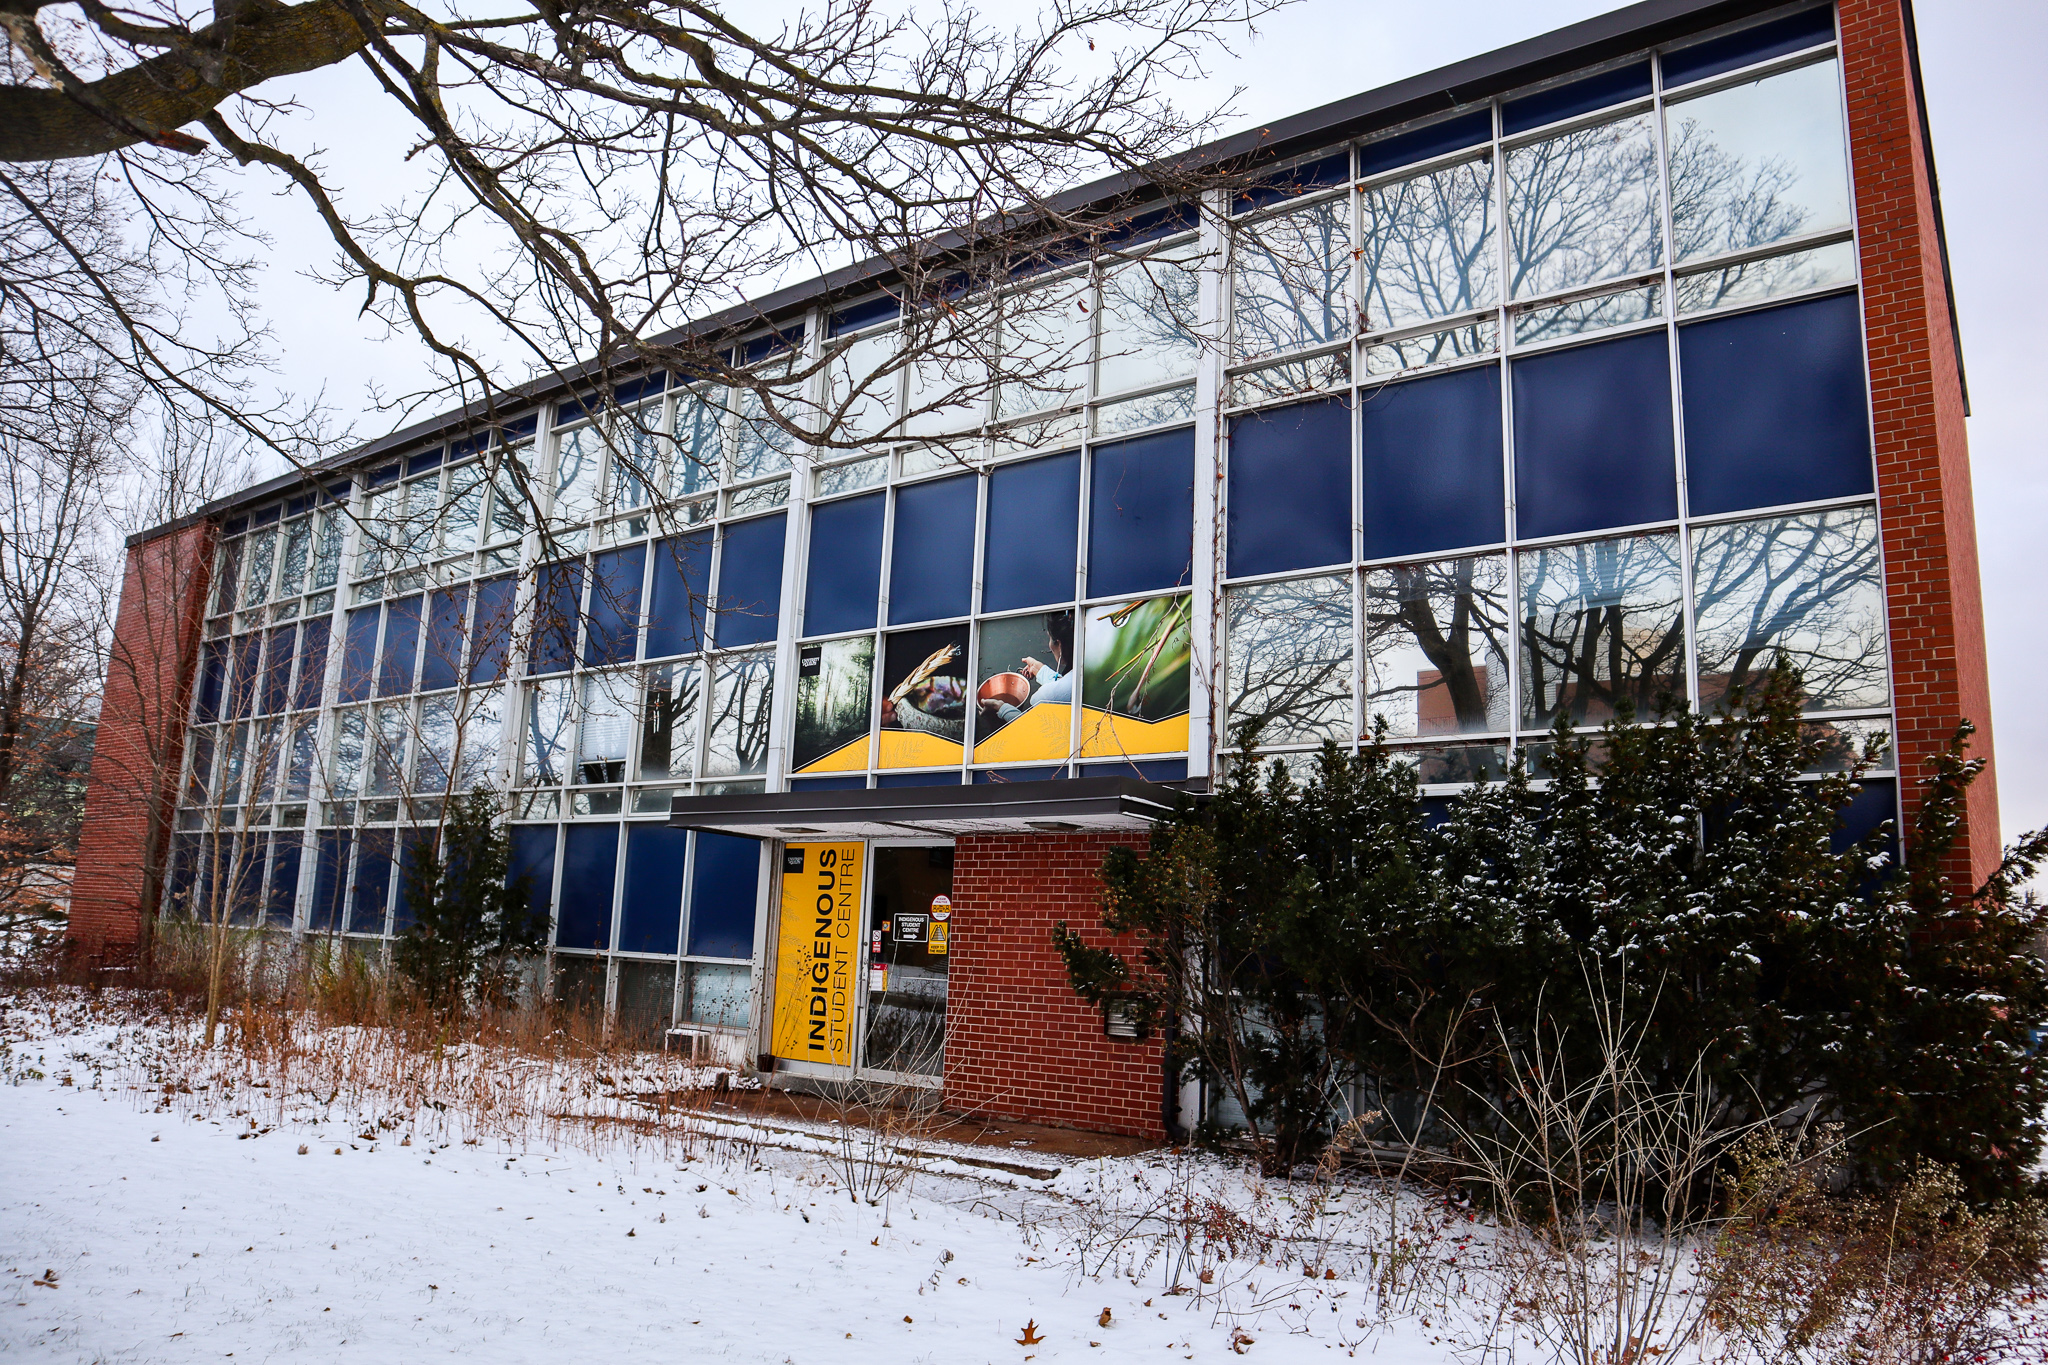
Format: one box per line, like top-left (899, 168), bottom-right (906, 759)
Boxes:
top-left (0, 995), bottom-right (1469, 1365)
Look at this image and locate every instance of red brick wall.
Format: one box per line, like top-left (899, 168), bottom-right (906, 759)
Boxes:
top-left (1841, 0), bottom-right (2000, 888)
top-left (68, 523), bottom-right (214, 955)
top-left (945, 832), bottom-right (1167, 1139)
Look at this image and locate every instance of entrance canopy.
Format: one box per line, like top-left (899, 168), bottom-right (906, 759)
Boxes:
top-left (667, 776), bottom-right (1196, 840)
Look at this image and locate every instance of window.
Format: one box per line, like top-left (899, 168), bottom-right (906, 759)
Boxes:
top-left (878, 625), bottom-right (969, 767)
top-left (1518, 532), bottom-right (1685, 727)
top-left (824, 329), bottom-right (901, 443)
top-left (1360, 365), bottom-right (1504, 559)
top-left (889, 474), bottom-right (977, 625)
top-left (1088, 428), bottom-right (1194, 598)
top-left (556, 823), bottom-right (619, 950)
top-left (982, 451), bottom-right (1079, 613)
top-left (467, 577), bottom-right (517, 685)
top-left (805, 493), bottom-right (885, 636)
top-left (1227, 398), bottom-right (1353, 578)
top-left (457, 689), bottom-right (505, 791)
top-left (1225, 575), bottom-right (1353, 746)
top-left (419, 586), bottom-right (469, 693)
top-left (377, 596), bottom-right (422, 697)
top-left (1679, 292), bottom-right (1871, 515)
top-left (522, 678), bottom-right (574, 786)
top-left (618, 824), bottom-right (688, 955)
top-left (713, 514), bottom-right (785, 649)
top-left (637, 662), bottom-right (701, 782)
top-left (576, 672), bottom-right (634, 785)
top-left (1502, 61), bottom-right (1652, 136)
top-left (998, 282), bottom-right (1091, 419)
top-left (1080, 595), bottom-right (1192, 758)
top-left (1507, 111), bottom-right (1661, 299)
top-left (1364, 555), bottom-right (1514, 739)
top-left (1667, 59), bottom-right (1850, 266)
top-left (1233, 198), bottom-right (1350, 362)
top-left (1359, 156), bottom-right (1497, 333)
top-left (703, 652), bottom-right (774, 778)
top-left (585, 545), bottom-right (645, 667)
top-left (350, 829), bottom-right (393, 934)
top-left (259, 625), bottom-right (296, 715)
top-left (242, 526), bottom-right (277, 608)
top-left (687, 832), bottom-right (760, 959)
top-left (1511, 332), bottom-right (1676, 539)
top-left (550, 425), bottom-right (605, 529)
top-left (1690, 508), bottom-right (1887, 712)
top-left (530, 562), bottom-right (583, 675)
top-left (1098, 246), bottom-right (1200, 395)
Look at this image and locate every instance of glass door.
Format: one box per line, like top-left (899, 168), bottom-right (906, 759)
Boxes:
top-left (858, 844), bottom-right (952, 1079)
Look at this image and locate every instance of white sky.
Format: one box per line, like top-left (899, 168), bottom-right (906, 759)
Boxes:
top-left (222, 0), bottom-right (2046, 848)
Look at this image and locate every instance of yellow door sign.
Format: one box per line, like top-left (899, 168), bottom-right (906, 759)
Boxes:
top-left (772, 842), bottom-right (864, 1066)
top-left (929, 894), bottom-right (950, 956)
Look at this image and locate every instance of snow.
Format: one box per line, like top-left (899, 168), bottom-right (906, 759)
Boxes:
top-left (0, 996), bottom-right (1465, 1365)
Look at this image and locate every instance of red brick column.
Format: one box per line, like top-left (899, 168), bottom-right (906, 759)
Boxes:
top-left (68, 522), bottom-right (215, 957)
top-left (945, 831), bottom-right (1167, 1139)
top-left (1840, 0), bottom-right (1999, 887)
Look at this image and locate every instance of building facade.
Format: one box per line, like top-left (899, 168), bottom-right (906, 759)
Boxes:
top-left (72, 0), bottom-right (1994, 1140)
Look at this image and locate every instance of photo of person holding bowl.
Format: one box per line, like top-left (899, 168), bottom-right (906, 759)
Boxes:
top-left (976, 610), bottom-right (1075, 735)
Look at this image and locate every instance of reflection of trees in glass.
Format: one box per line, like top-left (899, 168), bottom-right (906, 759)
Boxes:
top-left (1691, 509), bottom-right (1886, 712)
top-left (705, 652), bottom-right (775, 776)
top-left (1363, 556), bottom-right (1512, 738)
top-left (1361, 322), bottom-right (1496, 377)
top-left (997, 282), bottom-right (1091, 419)
top-left (638, 662), bottom-right (700, 781)
top-left (1519, 533), bottom-right (1685, 727)
top-left (1095, 384), bottom-right (1195, 436)
top-left (576, 670), bottom-right (634, 783)
top-left (1359, 158), bottom-right (1497, 333)
top-left (1674, 243), bottom-right (1855, 314)
top-left (1667, 60), bottom-right (1849, 266)
top-left (1082, 595), bottom-right (1192, 721)
top-left (793, 636), bottom-right (875, 768)
top-left (1232, 199), bottom-right (1350, 362)
top-left (1099, 247), bottom-right (1202, 394)
top-left (1225, 575), bottom-right (1352, 746)
top-left (1507, 113), bottom-right (1661, 299)
top-left (522, 678), bottom-right (573, 785)
top-left (1513, 283), bottom-right (1660, 346)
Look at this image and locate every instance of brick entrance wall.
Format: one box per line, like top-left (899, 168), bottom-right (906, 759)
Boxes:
top-left (1841, 0), bottom-right (2000, 888)
top-left (68, 523), bottom-right (214, 956)
top-left (945, 832), bottom-right (1167, 1140)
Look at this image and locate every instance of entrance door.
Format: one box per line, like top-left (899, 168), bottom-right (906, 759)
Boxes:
top-left (859, 844), bottom-right (952, 1079)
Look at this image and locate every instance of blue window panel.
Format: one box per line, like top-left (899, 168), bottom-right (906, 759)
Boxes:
top-left (468, 576), bottom-right (517, 685)
top-left (509, 825), bottom-right (558, 928)
top-left (349, 829), bottom-right (393, 935)
top-left (308, 830), bottom-right (351, 932)
top-left (1360, 365), bottom-right (1506, 559)
top-left (251, 505), bottom-right (281, 527)
top-left (265, 835), bottom-right (303, 927)
top-left (741, 330), bottom-right (801, 365)
top-left (611, 373), bottom-right (667, 407)
top-left (790, 775), bottom-right (868, 791)
top-left (293, 619), bottom-right (330, 711)
top-left (530, 562), bottom-right (584, 675)
top-left (258, 625), bottom-right (296, 716)
top-left (686, 832), bottom-right (760, 959)
top-left (337, 607), bottom-right (380, 703)
top-left (1512, 332), bottom-right (1677, 540)
top-left (194, 641), bottom-right (227, 723)
top-left (805, 493), bottom-right (885, 635)
top-left (1834, 777), bottom-right (1900, 892)
top-left (1679, 293), bottom-right (1873, 517)
top-left (406, 449), bottom-right (444, 477)
top-left (1088, 428), bottom-right (1195, 598)
top-left (646, 532), bottom-right (712, 660)
top-left (585, 545), bottom-right (646, 667)
top-left (1080, 758), bottom-right (1188, 782)
top-left (377, 596), bottom-right (422, 697)
top-left (419, 586), bottom-right (470, 692)
top-left (618, 824), bottom-right (690, 955)
top-left (1233, 150), bottom-right (1349, 214)
top-left (1663, 7), bottom-right (1836, 87)
top-left (391, 827), bottom-right (437, 933)
top-left (555, 823), bottom-right (620, 950)
top-left (714, 513), bottom-right (787, 648)
top-left (829, 295), bottom-right (900, 335)
top-left (1359, 109), bottom-right (1493, 178)
top-left (228, 834), bottom-right (267, 926)
top-left (367, 464), bottom-right (400, 489)
top-left (1228, 398), bottom-right (1353, 578)
top-left (982, 452), bottom-right (1079, 613)
top-left (165, 834), bottom-right (201, 916)
top-left (889, 474), bottom-right (978, 625)
top-left (227, 632), bottom-right (261, 719)
top-left (873, 771), bottom-right (963, 788)
top-left (973, 766), bottom-right (1067, 783)
top-left (1502, 60), bottom-right (1653, 135)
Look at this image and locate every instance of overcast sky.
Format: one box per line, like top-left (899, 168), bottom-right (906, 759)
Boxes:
top-left (226, 1), bottom-right (2045, 847)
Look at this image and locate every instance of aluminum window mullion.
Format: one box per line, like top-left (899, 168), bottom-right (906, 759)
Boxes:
top-left (1491, 94), bottom-right (1524, 759)
top-left (1191, 185), bottom-right (1230, 778)
top-left (1653, 46), bottom-right (1705, 717)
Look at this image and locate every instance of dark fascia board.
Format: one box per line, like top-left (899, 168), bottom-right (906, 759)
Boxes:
top-left (158, 0), bottom-right (1819, 544)
top-left (668, 775), bottom-right (1198, 835)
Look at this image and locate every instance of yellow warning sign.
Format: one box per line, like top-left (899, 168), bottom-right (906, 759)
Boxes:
top-left (771, 842), bottom-right (864, 1066)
